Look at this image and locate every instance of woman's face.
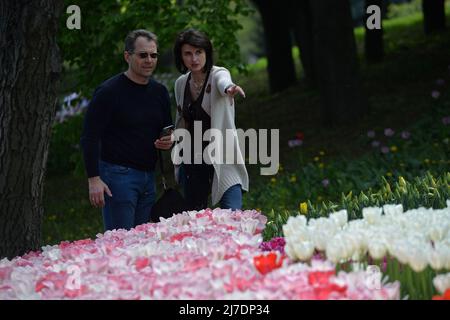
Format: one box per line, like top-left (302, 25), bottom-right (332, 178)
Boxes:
top-left (181, 44), bottom-right (206, 73)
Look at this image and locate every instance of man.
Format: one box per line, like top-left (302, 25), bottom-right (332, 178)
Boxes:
top-left (80, 30), bottom-right (173, 231)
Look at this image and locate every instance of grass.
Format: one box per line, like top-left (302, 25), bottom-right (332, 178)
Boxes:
top-left (42, 9), bottom-right (450, 246)
top-left (42, 175), bottom-right (103, 244)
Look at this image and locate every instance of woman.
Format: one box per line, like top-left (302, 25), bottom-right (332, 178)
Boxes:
top-left (172, 28), bottom-right (248, 211)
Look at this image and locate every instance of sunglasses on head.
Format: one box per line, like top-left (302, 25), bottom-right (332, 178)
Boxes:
top-left (131, 51), bottom-right (159, 59)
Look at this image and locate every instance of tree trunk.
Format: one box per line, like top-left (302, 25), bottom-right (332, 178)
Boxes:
top-left (309, 0), bottom-right (368, 126)
top-left (290, 0), bottom-right (317, 87)
top-left (422, 0), bottom-right (446, 34)
top-left (364, 0), bottom-right (384, 63)
top-left (0, 0), bottom-right (63, 259)
top-left (253, 0), bottom-right (297, 93)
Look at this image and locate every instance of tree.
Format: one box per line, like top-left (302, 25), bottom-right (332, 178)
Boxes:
top-left (422, 0), bottom-right (446, 34)
top-left (252, 0), bottom-right (297, 93)
top-left (0, 0), bottom-right (249, 259)
top-left (309, 0), bottom-right (368, 125)
top-left (290, 0), bottom-right (317, 87)
top-left (59, 0), bottom-right (251, 96)
top-left (0, 0), bottom-right (64, 259)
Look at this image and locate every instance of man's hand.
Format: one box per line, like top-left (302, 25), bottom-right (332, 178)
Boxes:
top-left (88, 176), bottom-right (112, 208)
top-left (155, 132), bottom-right (174, 150)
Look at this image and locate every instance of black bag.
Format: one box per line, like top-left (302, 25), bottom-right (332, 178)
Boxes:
top-left (151, 187), bottom-right (189, 222)
top-left (150, 150), bottom-right (189, 222)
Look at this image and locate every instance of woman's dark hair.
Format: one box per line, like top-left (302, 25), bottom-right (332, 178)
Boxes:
top-left (173, 29), bottom-right (213, 74)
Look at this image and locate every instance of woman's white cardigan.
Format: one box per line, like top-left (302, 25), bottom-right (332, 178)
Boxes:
top-left (173, 66), bottom-right (249, 206)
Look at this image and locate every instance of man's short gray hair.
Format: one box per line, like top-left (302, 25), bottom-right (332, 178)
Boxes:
top-left (124, 29), bottom-right (158, 52)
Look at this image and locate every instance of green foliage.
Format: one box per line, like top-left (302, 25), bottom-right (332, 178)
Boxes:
top-left (387, 0), bottom-right (450, 22)
top-left (59, 0), bottom-right (251, 95)
top-left (262, 172), bottom-right (450, 241)
top-left (244, 96), bottom-right (450, 224)
top-left (387, 0), bottom-right (422, 20)
top-left (251, 90), bottom-right (449, 241)
top-left (42, 174), bottom-right (101, 245)
top-left (47, 114), bottom-right (84, 176)
top-left (235, 1), bottom-right (263, 63)
top-left (336, 257), bottom-right (441, 300)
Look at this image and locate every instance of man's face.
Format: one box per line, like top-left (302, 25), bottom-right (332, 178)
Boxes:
top-left (125, 36), bottom-right (158, 79)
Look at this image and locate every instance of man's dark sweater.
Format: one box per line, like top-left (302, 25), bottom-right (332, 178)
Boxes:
top-left (80, 73), bottom-right (173, 178)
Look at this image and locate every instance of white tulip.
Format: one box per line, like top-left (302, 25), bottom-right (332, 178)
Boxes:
top-left (284, 216), bottom-right (308, 237)
top-left (326, 241), bottom-right (347, 264)
top-left (407, 248), bottom-right (428, 272)
top-left (433, 243), bottom-right (450, 269)
top-left (288, 215), bottom-right (307, 228)
top-left (368, 240), bottom-right (387, 260)
top-left (309, 218), bottom-right (325, 230)
top-left (282, 203), bottom-right (450, 272)
top-left (428, 225), bottom-right (447, 242)
top-left (282, 223), bottom-right (295, 238)
top-left (342, 234), bottom-right (360, 259)
top-left (383, 204), bottom-right (403, 216)
top-left (389, 242), bottom-right (409, 264)
top-left (363, 207), bottom-right (382, 224)
top-left (330, 210), bottom-right (348, 227)
top-left (347, 219), bottom-right (369, 233)
top-left (427, 249), bottom-right (445, 270)
top-left (311, 231), bottom-right (329, 251)
top-left (284, 243), bottom-right (297, 260)
top-left (292, 226), bottom-right (311, 243)
top-left (292, 241), bottom-right (314, 261)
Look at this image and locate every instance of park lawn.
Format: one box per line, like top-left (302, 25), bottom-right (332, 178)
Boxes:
top-left (42, 11), bottom-right (450, 246)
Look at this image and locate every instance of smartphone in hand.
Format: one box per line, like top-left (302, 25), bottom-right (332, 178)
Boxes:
top-left (160, 125), bottom-right (174, 138)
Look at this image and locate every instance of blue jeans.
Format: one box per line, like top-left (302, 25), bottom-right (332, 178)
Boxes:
top-left (178, 164), bottom-right (242, 210)
top-left (220, 183), bottom-right (243, 210)
top-left (99, 161), bottom-right (156, 231)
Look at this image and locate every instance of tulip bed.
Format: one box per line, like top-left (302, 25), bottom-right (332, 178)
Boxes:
top-left (0, 209), bottom-right (400, 300)
top-left (283, 202), bottom-right (450, 299)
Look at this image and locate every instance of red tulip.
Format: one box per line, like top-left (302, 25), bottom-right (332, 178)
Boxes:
top-left (253, 252), bottom-right (283, 275)
top-left (169, 232), bottom-right (193, 243)
top-left (433, 288), bottom-right (450, 300)
top-left (135, 257), bottom-right (150, 271)
top-left (308, 270), bottom-right (335, 286)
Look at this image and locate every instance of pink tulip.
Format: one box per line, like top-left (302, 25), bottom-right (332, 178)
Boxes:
top-left (0, 209), bottom-right (400, 300)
